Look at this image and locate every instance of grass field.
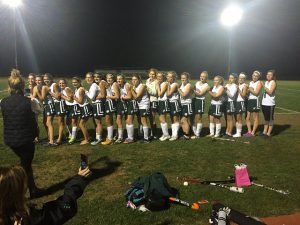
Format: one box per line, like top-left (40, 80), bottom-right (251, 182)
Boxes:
top-left (0, 78), bottom-right (300, 225)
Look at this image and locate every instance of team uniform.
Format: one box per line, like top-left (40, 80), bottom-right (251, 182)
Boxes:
top-left (136, 84), bottom-right (150, 116)
top-left (75, 88), bottom-right (92, 119)
top-left (105, 83), bottom-right (117, 114)
top-left (193, 82), bottom-right (209, 114)
top-left (146, 78), bottom-right (158, 113)
top-left (50, 83), bottom-right (66, 116)
top-left (180, 83), bottom-right (193, 117)
top-left (224, 83), bottom-right (238, 114)
top-left (208, 86), bottom-right (224, 118)
top-left (117, 83), bottom-right (129, 115)
top-left (87, 82), bottom-right (105, 119)
top-left (247, 80), bottom-right (261, 112)
top-left (235, 83), bottom-right (247, 113)
top-left (261, 80), bottom-right (276, 122)
top-left (43, 85), bottom-right (55, 116)
top-left (168, 83), bottom-right (181, 117)
top-left (158, 82), bottom-right (170, 115)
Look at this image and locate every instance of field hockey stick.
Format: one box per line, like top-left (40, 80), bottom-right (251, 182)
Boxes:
top-left (212, 137), bottom-right (250, 144)
top-left (177, 176), bottom-right (235, 185)
top-left (169, 197), bottom-right (200, 210)
top-left (209, 182), bottom-right (244, 193)
top-left (251, 182), bottom-right (290, 195)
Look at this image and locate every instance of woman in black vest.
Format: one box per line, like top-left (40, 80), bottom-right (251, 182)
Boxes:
top-left (0, 69), bottom-right (40, 198)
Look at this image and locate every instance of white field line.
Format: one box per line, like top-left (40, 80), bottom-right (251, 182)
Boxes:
top-left (276, 107), bottom-right (300, 114)
top-left (278, 88), bottom-right (300, 92)
top-left (0, 90), bottom-right (8, 93)
top-left (275, 112), bottom-right (300, 115)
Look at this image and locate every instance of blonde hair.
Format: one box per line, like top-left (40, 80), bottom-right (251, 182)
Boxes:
top-left (253, 70), bottom-right (261, 79)
top-left (167, 71), bottom-right (177, 79)
top-left (0, 166), bottom-right (28, 225)
top-left (181, 72), bottom-right (190, 80)
top-left (215, 75), bottom-right (224, 85)
top-left (148, 68), bottom-right (158, 77)
top-left (8, 69), bottom-right (25, 94)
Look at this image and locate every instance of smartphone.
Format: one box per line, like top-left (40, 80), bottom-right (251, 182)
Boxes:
top-left (80, 154), bottom-right (88, 169)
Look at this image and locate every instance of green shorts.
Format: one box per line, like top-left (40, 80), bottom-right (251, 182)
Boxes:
top-left (208, 104), bottom-right (223, 118)
top-left (43, 103), bottom-right (55, 116)
top-left (116, 100), bottom-right (127, 115)
top-left (225, 101), bottom-right (235, 114)
top-left (126, 100), bottom-right (138, 115)
top-left (92, 101), bottom-right (105, 118)
top-left (158, 100), bottom-right (170, 115)
top-left (235, 101), bottom-right (246, 113)
top-left (54, 101), bottom-right (66, 116)
top-left (138, 108), bottom-right (150, 117)
top-left (169, 101), bottom-right (181, 117)
top-left (150, 101), bottom-right (158, 113)
top-left (181, 103), bottom-right (193, 117)
top-left (247, 99), bottom-right (261, 112)
top-left (105, 99), bottom-right (116, 114)
top-left (79, 104), bottom-right (92, 119)
top-left (193, 98), bottom-right (205, 114)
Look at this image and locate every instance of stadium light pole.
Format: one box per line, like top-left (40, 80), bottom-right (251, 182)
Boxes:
top-left (220, 4), bottom-right (243, 75)
top-left (1, 0), bottom-right (23, 69)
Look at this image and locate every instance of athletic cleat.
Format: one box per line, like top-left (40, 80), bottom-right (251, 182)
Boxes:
top-left (169, 136), bottom-right (178, 141)
top-left (68, 137), bottom-right (76, 145)
top-left (159, 135), bottom-right (170, 141)
top-left (114, 138), bottom-right (123, 144)
top-left (43, 142), bottom-right (58, 147)
top-left (113, 135), bottom-right (118, 141)
top-left (152, 135), bottom-right (158, 140)
top-left (139, 138), bottom-right (150, 143)
top-left (214, 134), bottom-right (220, 138)
top-left (243, 132), bottom-right (254, 138)
top-left (232, 133), bottom-right (241, 138)
top-left (206, 134), bottom-right (215, 137)
top-left (123, 138), bottom-right (134, 144)
top-left (191, 135), bottom-right (200, 139)
top-left (223, 134), bottom-right (232, 138)
top-left (180, 135), bottom-right (190, 140)
top-left (101, 139), bottom-right (113, 145)
top-left (91, 139), bottom-right (101, 146)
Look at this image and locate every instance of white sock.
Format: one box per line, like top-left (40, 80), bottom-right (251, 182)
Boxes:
top-left (127, 124), bottom-right (134, 140)
top-left (107, 126), bottom-right (114, 140)
top-left (216, 123), bottom-right (222, 136)
top-left (192, 125), bottom-right (197, 135)
top-left (72, 127), bottom-right (77, 139)
top-left (96, 133), bottom-right (101, 141)
top-left (143, 126), bottom-right (149, 140)
top-left (161, 123), bottom-right (169, 136)
top-left (209, 123), bottom-right (215, 135)
top-left (118, 128), bottom-right (123, 139)
top-left (196, 123), bottom-right (203, 136)
top-left (171, 124), bottom-right (175, 137)
top-left (174, 122), bottom-right (179, 138)
top-left (237, 123), bottom-right (242, 135)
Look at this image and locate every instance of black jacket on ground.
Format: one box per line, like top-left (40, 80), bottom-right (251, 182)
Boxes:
top-left (0, 92), bottom-right (38, 147)
top-left (23, 175), bottom-right (87, 225)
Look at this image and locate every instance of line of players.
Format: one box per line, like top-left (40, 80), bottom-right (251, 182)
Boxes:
top-left (26, 68), bottom-right (276, 146)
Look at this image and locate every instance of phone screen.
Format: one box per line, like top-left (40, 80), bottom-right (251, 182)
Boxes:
top-left (80, 154), bottom-right (88, 169)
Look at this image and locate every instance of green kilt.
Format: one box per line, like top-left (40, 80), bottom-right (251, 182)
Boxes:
top-left (158, 100), bottom-right (170, 115)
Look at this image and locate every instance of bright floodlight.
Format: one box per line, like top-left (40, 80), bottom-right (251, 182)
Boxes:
top-left (2, 0), bottom-right (23, 8)
top-left (220, 5), bottom-right (243, 27)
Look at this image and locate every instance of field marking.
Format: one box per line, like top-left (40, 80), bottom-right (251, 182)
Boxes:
top-left (278, 88), bottom-right (300, 92)
top-left (275, 112), bottom-right (300, 115)
top-left (276, 107), bottom-right (300, 114)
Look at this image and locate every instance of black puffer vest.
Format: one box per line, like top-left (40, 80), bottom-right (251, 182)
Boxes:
top-left (1, 92), bottom-right (38, 147)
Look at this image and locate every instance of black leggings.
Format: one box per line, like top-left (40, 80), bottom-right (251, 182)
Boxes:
top-left (262, 105), bottom-right (275, 122)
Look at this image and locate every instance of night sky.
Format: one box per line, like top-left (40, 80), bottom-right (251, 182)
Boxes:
top-left (0, 0), bottom-right (300, 79)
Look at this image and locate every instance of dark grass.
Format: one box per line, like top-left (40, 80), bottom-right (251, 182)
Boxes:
top-left (0, 79), bottom-right (300, 224)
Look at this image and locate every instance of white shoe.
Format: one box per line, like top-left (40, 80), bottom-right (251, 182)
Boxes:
top-left (214, 134), bottom-right (220, 138)
top-left (191, 135), bottom-right (200, 139)
top-left (233, 133), bottom-right (241, 138)
top-left (169, 136), bottom-right (177, 141)
top-left (159, 135), bottom-right (170, 141)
